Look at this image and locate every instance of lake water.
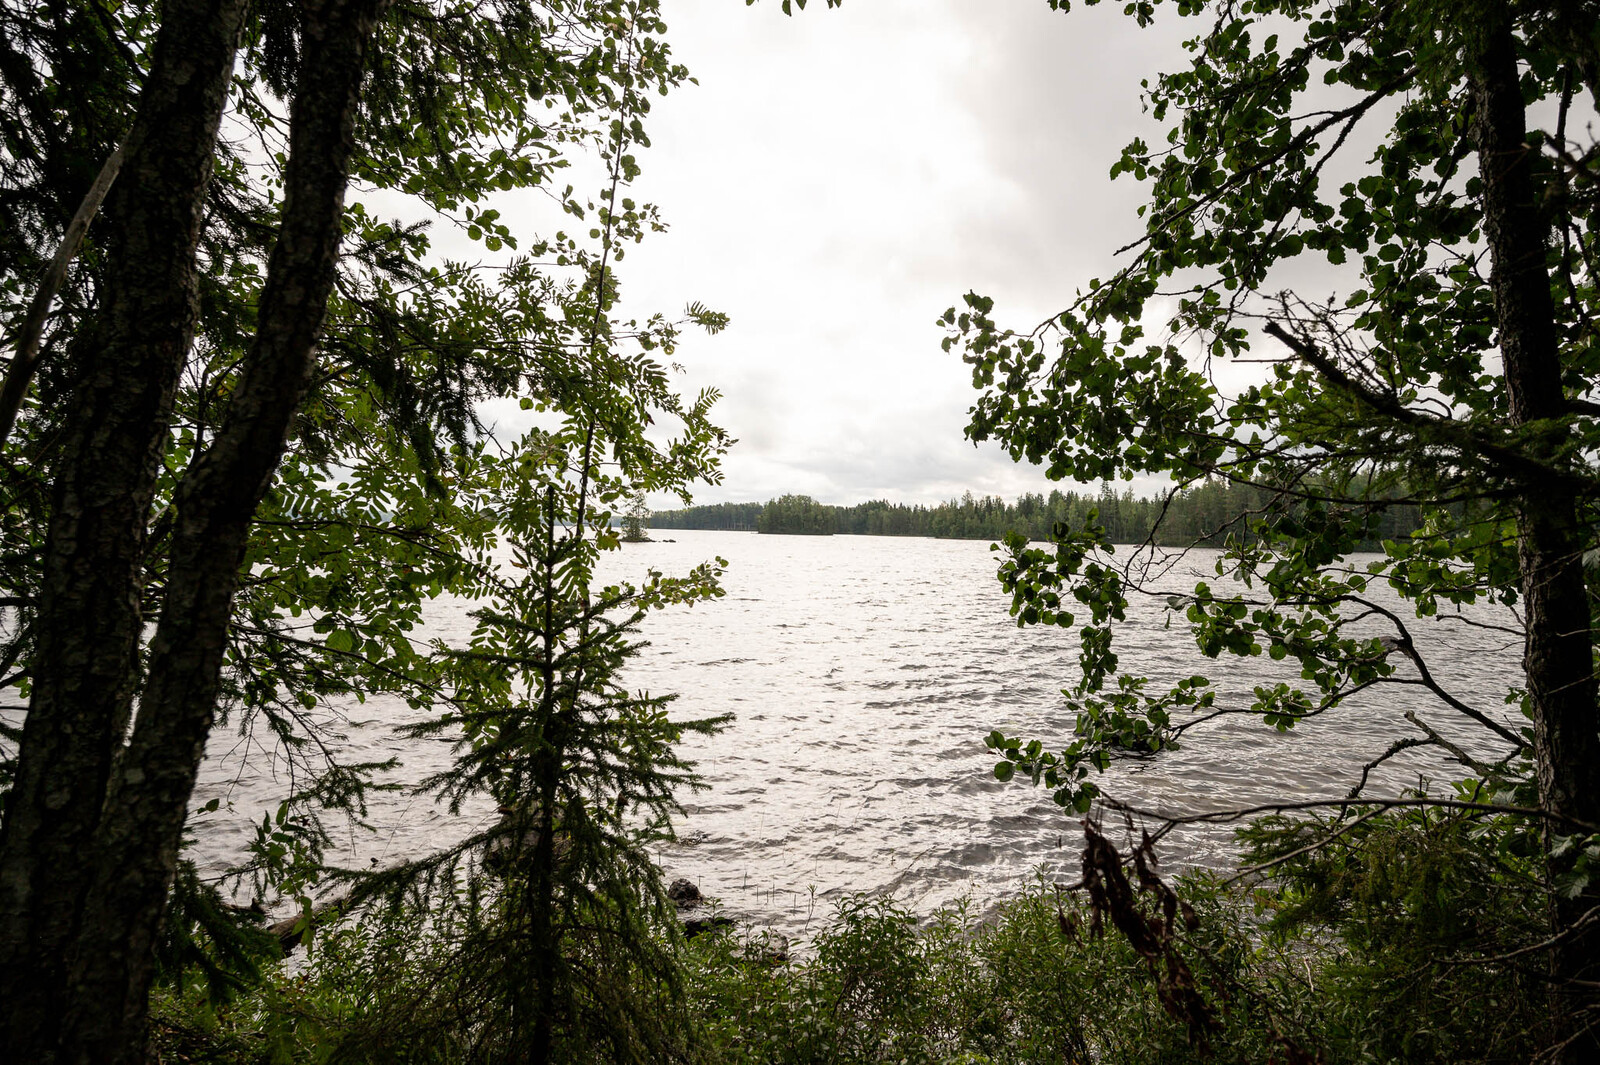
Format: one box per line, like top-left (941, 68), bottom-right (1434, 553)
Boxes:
top-left (194, 530), bottom-right (1523, 939)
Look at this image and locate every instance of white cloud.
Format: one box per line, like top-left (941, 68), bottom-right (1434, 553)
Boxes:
top-left (493, 0), bottom-right (1208, 507)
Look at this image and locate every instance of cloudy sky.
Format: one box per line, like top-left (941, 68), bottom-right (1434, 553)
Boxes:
top-left (536, 0), bottom-right (1199, 507)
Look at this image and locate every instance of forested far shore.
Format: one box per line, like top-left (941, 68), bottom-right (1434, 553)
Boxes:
top-left (652, 482), bottom-right (1429, 546)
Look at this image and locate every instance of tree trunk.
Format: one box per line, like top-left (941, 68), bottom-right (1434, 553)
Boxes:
top-left (532, 501), bottom-right (564, 1065)
top-left (0, 0), bottom-right (246, 1057)
top-left (530, 775), bottom-right (561, 1065)
top-left (1469, 11), bottom-right (1600, 1056)
top-left (58, 1), bottom-right (389, 1060)
top-left (0, 0), bottom-right (388, 1059)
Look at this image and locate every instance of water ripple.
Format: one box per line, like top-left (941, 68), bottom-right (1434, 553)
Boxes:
top-left (195, 530), bottom-right (1520, 943)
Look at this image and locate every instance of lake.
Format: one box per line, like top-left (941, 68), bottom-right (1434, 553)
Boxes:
top-left (194, 529), bottom-right (1523, 938)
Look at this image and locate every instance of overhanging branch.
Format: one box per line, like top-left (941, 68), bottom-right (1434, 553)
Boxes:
top-left (1263, 319), bottom-right (1595, 495)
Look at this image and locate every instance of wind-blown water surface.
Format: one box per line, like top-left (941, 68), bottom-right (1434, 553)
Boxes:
top-left (196, 530), bottom-right (1521, 939)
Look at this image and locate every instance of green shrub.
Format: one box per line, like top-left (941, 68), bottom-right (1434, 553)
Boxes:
top-left (681, 810), bottom-right (1552, 1065)
top-left (154, 809), bottom-right (1555, 1063)
top-left (1240, 804), bottom-right (1549, 1063)
top-left (682, 880), bottom-right (1293, 1065)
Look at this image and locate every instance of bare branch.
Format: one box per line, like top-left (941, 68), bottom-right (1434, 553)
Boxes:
top-left (0, 135), bottom-right (136, 446)
top-left (1101, 794), bottom-right (1600, 833)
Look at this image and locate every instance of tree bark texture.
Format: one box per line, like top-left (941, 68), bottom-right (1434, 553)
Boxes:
top-left (0, 0), bottom-right (246, 1056)
top-left (1469, 10), bottom-right (1600, 1054)
top-left (59, 1), bottom-right (389, 1060)
top-left (0, 0), bottom-right (387, 1060)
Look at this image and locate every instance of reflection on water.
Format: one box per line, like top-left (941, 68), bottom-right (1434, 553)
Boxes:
top-left (195, 530), bottom-right (1521, 939)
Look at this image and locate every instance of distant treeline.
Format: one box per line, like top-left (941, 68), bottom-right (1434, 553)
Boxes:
top-left (649, 501), bottom-right (765, 531)
top-left (653, 483), bottom-right (1429, 546)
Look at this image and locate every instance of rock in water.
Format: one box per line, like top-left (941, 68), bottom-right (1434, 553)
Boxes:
top-left (667, 878), bottom-right (703, 908)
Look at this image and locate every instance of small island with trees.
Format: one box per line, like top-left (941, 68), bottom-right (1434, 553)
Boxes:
top-left (620, 492), bottom-right (652, 542)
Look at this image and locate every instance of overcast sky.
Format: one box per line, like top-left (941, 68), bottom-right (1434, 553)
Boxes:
top-left (509, 0), bottom-right (1201, 507)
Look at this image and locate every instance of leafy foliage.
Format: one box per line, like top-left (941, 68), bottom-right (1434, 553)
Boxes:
top-left (1, 6), bottom-right (742, 1061)
top-left (2, 0), bottom-right (734, 896)
top-left (943, 0), bottom-right (1596, 814)
top-left (678, 870), bottom-right (1346, 1064)
top-left (150, 810), bottom-right (1563, 1064)
top-left (1239, 801), bottom-right (1553, 1062)
top-left (941, 0), bottom-right (1599, 1050)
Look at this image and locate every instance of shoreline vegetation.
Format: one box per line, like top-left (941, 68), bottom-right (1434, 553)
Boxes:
top-left (154, 800), bottom-right (1550, 1064)
top-left (653, 483), bottom-right (1429, 547)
